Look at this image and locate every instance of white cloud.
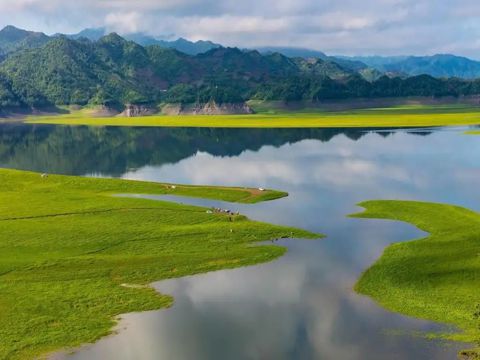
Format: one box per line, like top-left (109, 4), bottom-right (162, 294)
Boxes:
top-left (105, 11), bottom-right (142, 33)
top-left (0, 0), bottom-right (480, 57)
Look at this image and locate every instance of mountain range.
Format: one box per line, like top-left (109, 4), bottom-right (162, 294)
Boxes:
top-left (64, 27), bottom-right (222, 56)
top-left (2, 25), bottom-right (480, 79)
top-left (0, 25), bottom-right (480, 112)
top-left (338, 54), bottom-right (480, 79)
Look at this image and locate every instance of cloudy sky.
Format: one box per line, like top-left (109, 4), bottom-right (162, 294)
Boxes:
top-left (1, 0), bottom-right (480, 57)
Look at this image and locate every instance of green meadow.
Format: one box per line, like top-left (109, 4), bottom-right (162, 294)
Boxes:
top-left (465, 130), bottom-right (480, 135)
top-left (24, 104), bottom-right (480, 128)
top-left (0, 169), bottom-right (318, 360)
top-left (351, 200), bottom-right (480, 357)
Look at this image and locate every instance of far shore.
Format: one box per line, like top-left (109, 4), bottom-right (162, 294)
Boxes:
top-left (23, 105), bottom-right (480, 129)
top-left (1, 98), bottom-right (480, 128)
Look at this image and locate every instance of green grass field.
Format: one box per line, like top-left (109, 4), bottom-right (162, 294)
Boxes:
top-left (351, 200), bottom-right (480, 357)
top-left (0, 169), bottom-right (318, 360)
top-left (24, 104), bottom-right (480, 128)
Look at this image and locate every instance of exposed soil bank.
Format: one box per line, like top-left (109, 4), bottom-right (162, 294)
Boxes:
top-left (4, 96), bottom-right (480, 119)
top-left (161, 101), bottom-right (254, 115)
top-left (249, 95), bottom-right (480, 113)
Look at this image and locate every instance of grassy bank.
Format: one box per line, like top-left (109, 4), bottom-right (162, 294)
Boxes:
top-left (24, 104), bottom-right (480, 128)
top-left (0, 169), bottom-right (318, 360)
top-left (351, 200), bottom-right (480, 356)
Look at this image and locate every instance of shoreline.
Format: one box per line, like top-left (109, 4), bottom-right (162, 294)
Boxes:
top-left (17, 103), bottom-right (480, 128)
top-left (351, 200), bottom-right (480, 357)
top-left (0, 169), bottom-right (319, 359)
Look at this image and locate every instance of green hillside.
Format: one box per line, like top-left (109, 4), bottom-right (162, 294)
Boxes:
top-left (1, 28), bottom-right (480, 112)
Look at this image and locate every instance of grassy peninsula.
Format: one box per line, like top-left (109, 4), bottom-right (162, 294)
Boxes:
top-left (0, 169), bottom-right (318, 360)
top-left (24, 104), bottom-right (480, 128)
top-left (351, 200), bottom-right (480, 357)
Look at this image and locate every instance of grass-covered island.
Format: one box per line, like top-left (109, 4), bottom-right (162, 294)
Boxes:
top-left (351, 200), bottom-right (480, 358)
top-left (0, 169), bottom-right (319, 360)
top-left (24, 104), bottom-right (480, 128)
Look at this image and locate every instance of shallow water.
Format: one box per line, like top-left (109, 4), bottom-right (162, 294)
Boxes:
top-left (2, 124), bottom-right (479, 359)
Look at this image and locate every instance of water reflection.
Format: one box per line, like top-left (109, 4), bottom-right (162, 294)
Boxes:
top-left (0, 124), bottom-right (429, 176)
top-left (66, 235), bottom-right (460, 360)
top-left (1, 124), bottom-right (478, 359)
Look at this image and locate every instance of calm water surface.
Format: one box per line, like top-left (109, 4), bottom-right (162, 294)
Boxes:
top-left (2, 124), bottom-right (479, 359)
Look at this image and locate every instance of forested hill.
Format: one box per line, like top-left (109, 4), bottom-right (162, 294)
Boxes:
top-left (1, 26), bottom-right (480, 111)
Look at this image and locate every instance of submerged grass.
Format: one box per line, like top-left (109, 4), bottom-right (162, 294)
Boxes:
top-left (24, 105), bottom-right (480, 128)
top-left (351, 200), bottom-right (480, 357)
top-left (0, 169), bottom-right (318, 360)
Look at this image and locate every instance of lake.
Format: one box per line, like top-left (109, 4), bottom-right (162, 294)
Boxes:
top-left (1, 124), bottom-right (479, 359)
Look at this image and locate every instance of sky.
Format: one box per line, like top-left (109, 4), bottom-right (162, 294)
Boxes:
top-left (0, 0), bottom-right (479, 57)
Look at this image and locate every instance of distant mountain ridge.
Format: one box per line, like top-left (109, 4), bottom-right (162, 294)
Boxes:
top-left (339, 54), bottom-right (480, 79)
top-left (257, 47), bottom-right (328, 59)
top-left (54, 28), bottom-right (480, 79)
top-left (264, 50), bottom-right (480, 79)
top-left (63, 27), bottom-right (221, 55)
top-left (257, 46), bottom-right (370, 74)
